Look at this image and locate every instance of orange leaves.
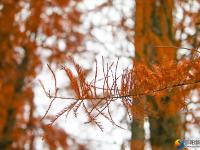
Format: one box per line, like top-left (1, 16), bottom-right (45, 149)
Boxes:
top-left (54, 0), bottom-right (69, 7)
top-left (42, 125), bottom-right (69, 150)
top-left (64, 67), bottom-right (81, 99)
top-left (67, 8), bottom-right (81, 25)
top-left (61, 62), bottom-right (91, 99)
top-left (0, 0), bottom-right (83, 149)
top-left (74, 63), bottom-right (91, 98)
top-left (42, 55), bottom-right (200, 129)
top-left (3, 83), bottom-right (14, 97)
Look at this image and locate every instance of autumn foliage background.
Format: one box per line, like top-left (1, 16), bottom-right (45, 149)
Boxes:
top-left (0, 0), bottom-right (200, 150)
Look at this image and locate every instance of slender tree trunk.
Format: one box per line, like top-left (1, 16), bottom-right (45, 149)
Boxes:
top-left (130, 120), bottom-right (144, 150)
top-left (0, 47), bottom-right (28, 149)
top-left (0, 107), bottom-right (16, 149)
top-left (133, 0), bottom-right (181, 149)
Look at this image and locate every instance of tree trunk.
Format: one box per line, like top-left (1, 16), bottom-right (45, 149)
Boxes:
top-left (130, 120), bottom-right (144, 150)
top-left (0, 46), bottom-right (28, 149)
top-left (133, 0), bottom-right (181, 149)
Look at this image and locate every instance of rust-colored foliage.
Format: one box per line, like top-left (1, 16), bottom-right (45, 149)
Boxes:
top-left (0, 0), bottom-right (86, 149)
top-left (133, 0), bottom-right (199, 149)
top-left (41, 50), bottom-right (200, 130)
top-left (1, 0), bottom-right (199, 149)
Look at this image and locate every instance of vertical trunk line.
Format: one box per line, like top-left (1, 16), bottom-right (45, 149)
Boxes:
top-left (132, 0), bottom-right (181, 150)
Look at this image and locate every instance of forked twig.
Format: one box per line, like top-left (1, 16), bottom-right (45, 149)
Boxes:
top-left (40, 64), bottom-right (58, 121)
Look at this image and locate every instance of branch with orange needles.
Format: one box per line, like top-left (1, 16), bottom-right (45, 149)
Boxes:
top-left (40, 53), bottom-right (200, 130)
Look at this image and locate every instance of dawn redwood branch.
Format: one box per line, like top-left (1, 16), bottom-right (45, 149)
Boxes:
top-left (42, 79), bottom-right (200, 102)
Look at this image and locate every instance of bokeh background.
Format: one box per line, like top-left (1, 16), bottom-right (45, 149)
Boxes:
top-left (0, 0), bottom-right (199, 150)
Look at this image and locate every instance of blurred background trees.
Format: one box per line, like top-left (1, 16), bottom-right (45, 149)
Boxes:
top-left (0, 0), bottom-right (199, 150)
top-left (133, 1), bottom-right (199, 149)
top-left (0, 0), bottom-right (86, 149)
